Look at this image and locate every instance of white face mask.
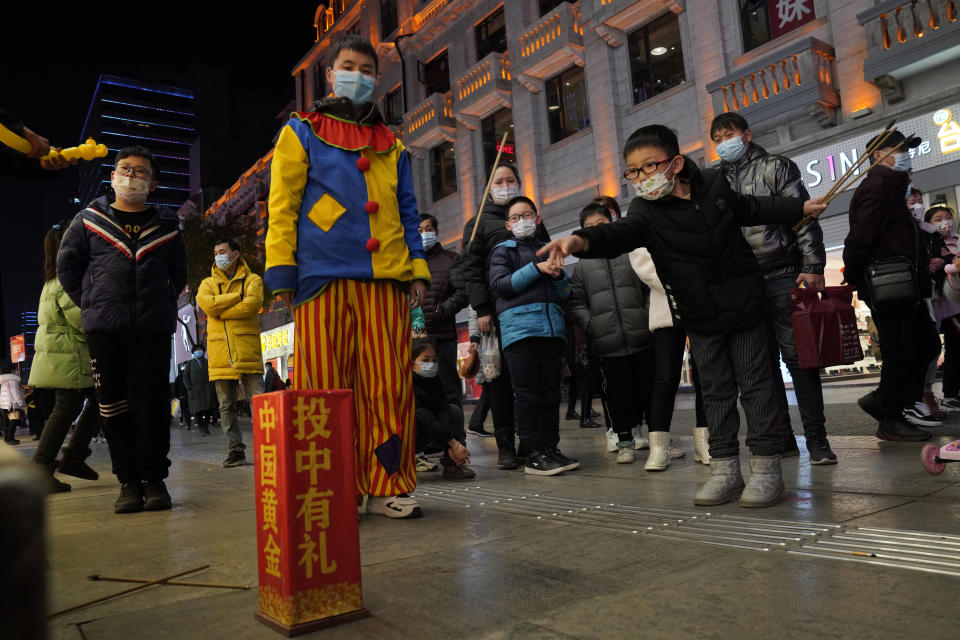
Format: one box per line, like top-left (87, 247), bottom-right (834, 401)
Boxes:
top-left (634, 171), bottom-right (676, 201)
top-left (415, 361), bottom-right (438, 378)
top-left (491, 185), bottom-right (520, 205)
top-left (215, 254), bottom-right (235, 270)
top-left (333, 69), bottom-right (375, 104)
top-left (511, 218), bottom-right (537, 239)
top-left (112, 174), bottom-right (150, 204)
top-left (910, 203), bottom-right (925, 222)
top-left (420, 231), bottom-right (437, 251)
top-left (936, 219), bottom-right (955, 236)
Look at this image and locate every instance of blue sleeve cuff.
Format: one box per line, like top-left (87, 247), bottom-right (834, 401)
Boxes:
top-left (510, 262), bottom-right (540, 293)
top-left (264, 265), bottom-right (298, 293)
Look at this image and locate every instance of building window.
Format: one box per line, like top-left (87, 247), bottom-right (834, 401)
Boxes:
top-left (482, 109), bottom-right (515, 177)
top-left (627, 13), bottom-right (685, 105)
top-left (420, 50), bottom-right (450, 96)
top-left (538, 0), bottom-right (567, 16)
top-left (383, 86), bottom-right (403, 126)
top-left (431, 141), bottom-right (457, 201)
top-left (475, 7), bottom-right (507, 61)
top-left (740, 0), bottom-right (815, 52)
top-left (381, 0), bottom-right (399, 38)
top-left (545, 66), bottom-right (590, 144)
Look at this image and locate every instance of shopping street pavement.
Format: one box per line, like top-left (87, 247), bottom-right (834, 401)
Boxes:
top-left (18, 379), bottom-right (960, 639)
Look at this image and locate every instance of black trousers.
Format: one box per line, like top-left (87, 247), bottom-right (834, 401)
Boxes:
top-left (435, 338), bottom-right (466, 443)
top-left (688, 322), bottom-right (781, 458)
top-left (600, 350), bottom-right (654, 442)
top-left (468, 383), bottom-right (490, 429)
top-left (88, 332), bottom-right (172, 484)
top-left (32, 388), bottom-right (99, 466)
top-left (871, 303), bottom-right (941, 417)
top-left (503, 338), bottom-right (563, 453)
top-left (649, 326), bottom-right (687, 432)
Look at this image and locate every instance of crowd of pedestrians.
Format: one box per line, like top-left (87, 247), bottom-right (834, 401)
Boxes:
top-left (8, 35), bottom-right (956, 521)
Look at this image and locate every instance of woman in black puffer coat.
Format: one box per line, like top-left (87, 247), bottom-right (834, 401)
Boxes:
top-left (460, 163), bottom-right (548, 469)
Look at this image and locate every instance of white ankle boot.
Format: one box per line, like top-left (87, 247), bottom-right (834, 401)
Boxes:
top-left (645, 431), bottom-right (670, 471)
top-left (693, 427), bottom-right (711, 465)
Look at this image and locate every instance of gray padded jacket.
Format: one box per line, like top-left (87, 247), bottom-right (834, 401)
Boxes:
top-left (569, 254), bottom-right (652, 358)
top-left (720, 143), bottom-right (825, 277)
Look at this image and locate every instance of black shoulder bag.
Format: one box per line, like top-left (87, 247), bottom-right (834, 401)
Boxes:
top-left (862, 219), bottom-right (922, 310)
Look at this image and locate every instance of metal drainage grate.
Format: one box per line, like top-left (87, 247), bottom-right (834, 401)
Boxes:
top-left (414, 486), bottom-right (960, 577)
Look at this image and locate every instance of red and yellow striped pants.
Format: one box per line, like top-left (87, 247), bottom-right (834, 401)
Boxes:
top-left (293, 280), bottom-right (416, 497)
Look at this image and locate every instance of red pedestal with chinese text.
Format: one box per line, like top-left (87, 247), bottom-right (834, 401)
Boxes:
top-left (253, 389), bottom-right (369, 635)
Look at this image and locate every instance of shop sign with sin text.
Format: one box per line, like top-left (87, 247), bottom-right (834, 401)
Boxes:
top-left (790, 102), bottom-right (960, 200)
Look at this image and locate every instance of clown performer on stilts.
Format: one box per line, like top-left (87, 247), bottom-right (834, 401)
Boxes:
top-left (265, 35), bottom-right (430, 519)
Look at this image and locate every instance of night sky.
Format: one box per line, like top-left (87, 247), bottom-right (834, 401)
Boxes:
top-left (0, 5), bottom-right (317, 352)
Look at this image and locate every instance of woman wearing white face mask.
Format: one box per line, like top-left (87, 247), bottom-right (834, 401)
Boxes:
top-left (461, 163), bottom-right (549, 469)
top-left (923, 206), bottom-right (960, 416)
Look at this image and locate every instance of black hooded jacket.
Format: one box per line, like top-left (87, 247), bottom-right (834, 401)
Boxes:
top-left (574, 159), bottom-right (803, 335)
top-left (58, 195), bottom-right (188, 334)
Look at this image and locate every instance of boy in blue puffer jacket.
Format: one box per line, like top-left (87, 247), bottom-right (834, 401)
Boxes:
top-left (488, 196), bottom-right (573, 476)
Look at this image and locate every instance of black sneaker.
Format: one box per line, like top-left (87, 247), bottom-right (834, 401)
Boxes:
top-left (223, 450), bottom-right (246, 468)
top-left (564, 410), bottom-right (580, 421)
top-left (806, 436), bottom-right (838, 465)
top-left (579, 419), bottom-right (602, 429)
top-left (548, 447), bottom-right (580, 471)
top-left (876, 417), bottom-right (932, 442)
top-left (467, 425), bottom-right (493, 437)
top-left (115, 482), bottom-right (144, 514)
top-left (142, 480), bottom-right (172, 511)
top-left (857, 391), bottom-right (885, 422)
top-left (524, 451), bottom-right (566, 476)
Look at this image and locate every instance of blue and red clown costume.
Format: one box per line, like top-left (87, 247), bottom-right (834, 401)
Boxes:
top-left (265, 101), bottom-right (430, 498)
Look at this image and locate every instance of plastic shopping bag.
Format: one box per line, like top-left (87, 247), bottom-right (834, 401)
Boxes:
top-left (480, 327), bottom-right (501, 381)
top-left (791, 285), bottom-right (864, 370)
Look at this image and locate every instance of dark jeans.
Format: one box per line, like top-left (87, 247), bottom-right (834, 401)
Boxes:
top-left (600, 350), bottom-right (654, 442)
top-left (436, 338), bottom-right (466, 443)
top-left (579, 358), bottom-right (609, 427)
top-left (32, 388), bottom-right (99, 466)
top-left (503, 337), bottom-right (563, 453)
top-left (650, 326), bottom-right (686, 432)
top-left (943, 316), bottom-right (960, 398)
top-left (871, 303), bottom-right (942, 417)
top-left (88, 332), bottom-right (172, 484)
top-left (764, 274), bottom-right (827, 440)
top-left (688, 322), bottom-right (781, 458)
top-left (415, 405), bottom-right (458, 454)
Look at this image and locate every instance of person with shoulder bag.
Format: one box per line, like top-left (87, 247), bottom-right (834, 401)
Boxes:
top-left (843, 131), bottom-right (940, 442)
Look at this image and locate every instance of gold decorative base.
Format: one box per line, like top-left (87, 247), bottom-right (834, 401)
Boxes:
top-left (254, 608), bottom-right (370, 636)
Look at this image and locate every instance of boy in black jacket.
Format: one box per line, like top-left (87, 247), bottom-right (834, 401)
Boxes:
top-left (540, 125), bottom-right (825, 508)
top-left (58, 145), bottom-right (187, 514)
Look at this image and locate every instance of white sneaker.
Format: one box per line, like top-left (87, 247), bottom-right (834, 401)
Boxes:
top-left (415, 453), bottom-right (439, 472)
top-left (632, 426), bottom-right (649, 450)
top-left (616, 444), bottom-right (635, 464)
top-left (606, 428), bottom-right (619, 453)
top-left (367, 494), bottom-right (423, 519)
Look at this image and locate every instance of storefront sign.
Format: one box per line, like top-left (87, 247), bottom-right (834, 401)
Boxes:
top-left (9, 334), bottom-right (25, 363)
top-left (253, 390), bottom-right (368, 633)
top-left (261, 323), bottom-right (295, 361)
top-left (769, 0), bottom-right (815, 39)
top-left (791, 102), bottom-right (960, 199)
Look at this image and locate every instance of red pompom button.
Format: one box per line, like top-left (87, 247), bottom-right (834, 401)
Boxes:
top-left (356, 157), bottom-right (371, 171)
top-left (365, 201), bottom-right (380, 215)
top-left (366, 238), bottom-right (380, 252)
